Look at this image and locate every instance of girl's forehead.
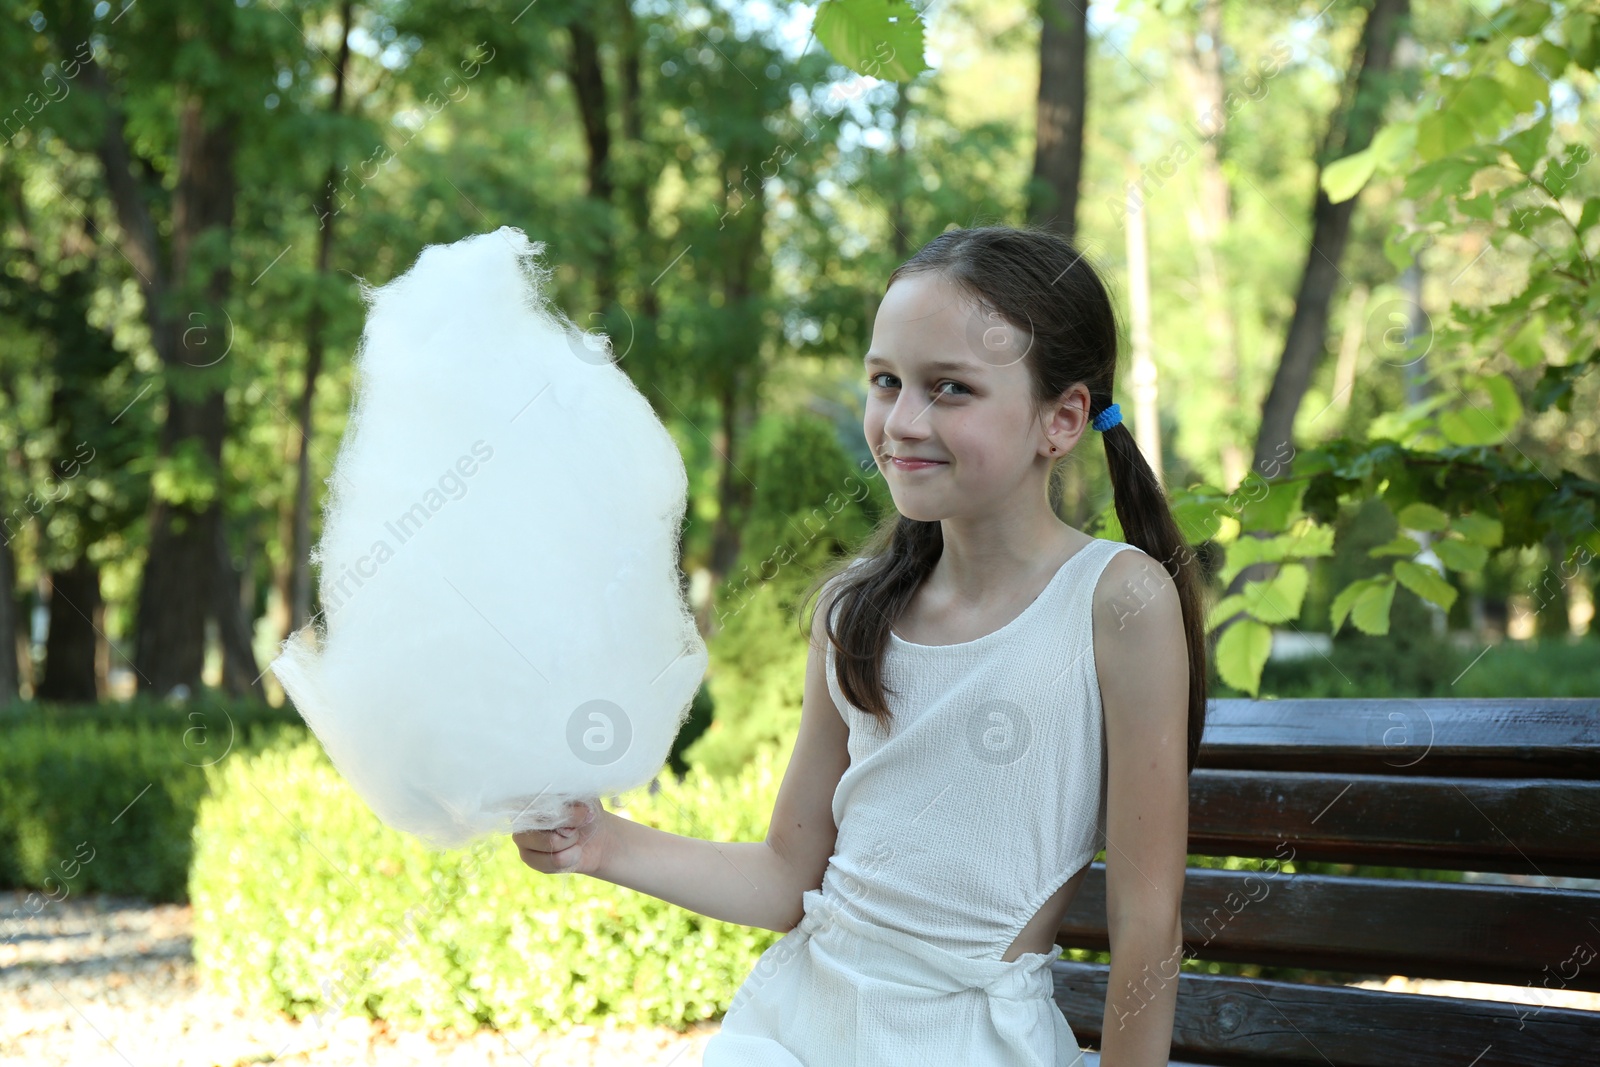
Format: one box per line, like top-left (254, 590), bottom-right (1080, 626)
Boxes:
top-left (872, 277), bottom-right (1031, 372)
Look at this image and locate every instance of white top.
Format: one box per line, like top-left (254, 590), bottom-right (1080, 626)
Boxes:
top-left (703, 537), bottom-right (1143, 1066)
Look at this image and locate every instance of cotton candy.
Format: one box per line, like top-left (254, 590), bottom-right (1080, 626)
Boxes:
top-left (270, 226), bottom-right (707, 848)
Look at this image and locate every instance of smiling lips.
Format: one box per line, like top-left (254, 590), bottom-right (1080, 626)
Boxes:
top-left (887, 454), bottom-right (947, 471)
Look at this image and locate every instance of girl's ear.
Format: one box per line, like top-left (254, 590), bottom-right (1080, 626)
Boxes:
top-left (1040, 384), bottom-right (1092, 456)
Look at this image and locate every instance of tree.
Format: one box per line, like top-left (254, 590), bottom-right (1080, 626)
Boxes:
top-left (1026, 0), bottom-right (1089, 240)
top-left (1195, 0), bottom-right (1600, 695)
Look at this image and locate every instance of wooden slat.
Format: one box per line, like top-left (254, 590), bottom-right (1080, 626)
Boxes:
top-left (1197, 698), bottom-right (1600, 778)
top-left (1187, 769), bottom-right (1600, 875)
top-left (1074, 1055), bottom-right (1213, 1067)
top-left (1057, 865), bottom-right (1600, 992)
top-left (1052, 962), bottom-right (1600, 1067)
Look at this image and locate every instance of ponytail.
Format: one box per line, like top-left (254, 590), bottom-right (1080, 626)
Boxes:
top-left (1096, 409), bottom-right (1211, 775)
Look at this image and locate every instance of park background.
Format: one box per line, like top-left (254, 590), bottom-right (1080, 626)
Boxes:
top-left (1, 0), bottom-right (1598, 1063)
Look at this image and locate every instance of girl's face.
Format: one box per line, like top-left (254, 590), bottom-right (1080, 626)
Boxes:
top-left (864, 272), bottom-right (1075, 522)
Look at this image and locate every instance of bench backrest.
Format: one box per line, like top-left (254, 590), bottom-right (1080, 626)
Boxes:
top-left (1051, 697), bottom-right (1600, 1067)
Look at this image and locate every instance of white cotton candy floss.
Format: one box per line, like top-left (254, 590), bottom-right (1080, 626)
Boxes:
top-left (270, 226), bottom-right (708, 848)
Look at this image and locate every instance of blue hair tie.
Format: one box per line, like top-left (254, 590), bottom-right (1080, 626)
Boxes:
top-left (1091, 403), bottom-right (1122, 432)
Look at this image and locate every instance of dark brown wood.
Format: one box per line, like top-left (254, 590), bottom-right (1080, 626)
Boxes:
top-left (1059, 865), bottom-right (1600, 992)
top-left (1188, 769), bottom-right (1600, 876)
top-left (1052, 697), bottom-right (1600, 1064)
top-left (1053, 962), bottom-right (1600, 1067)
top-left (1197, 698), bottom-right (1600, 778)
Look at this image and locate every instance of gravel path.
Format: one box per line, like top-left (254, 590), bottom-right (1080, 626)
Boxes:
top-left (0, 890), bottom-right (718, 1067)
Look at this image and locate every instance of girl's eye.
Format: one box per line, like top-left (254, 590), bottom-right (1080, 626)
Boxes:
top-left (867, 374), bottom-right (970, 398)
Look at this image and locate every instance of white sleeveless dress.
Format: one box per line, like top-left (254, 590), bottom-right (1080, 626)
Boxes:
top-left (702, 537), bottom-right (1144, 1066)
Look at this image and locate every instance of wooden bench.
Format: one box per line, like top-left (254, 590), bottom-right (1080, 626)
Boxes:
top-left (1053, 697), bottom-right (1600, 1067)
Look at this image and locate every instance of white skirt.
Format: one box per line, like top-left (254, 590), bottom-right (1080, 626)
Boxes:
top-left (702, 887), bottom-right (1087, 1066)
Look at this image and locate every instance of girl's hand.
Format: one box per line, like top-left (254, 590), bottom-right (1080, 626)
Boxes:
top-left (513, 798), bottom-right (612, 877)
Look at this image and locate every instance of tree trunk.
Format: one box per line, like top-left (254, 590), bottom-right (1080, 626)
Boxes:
top-left (0, 530), bottom-right (19, 704)
top-left (37, 559), bottom-right (102, 703)
top-left (891, 85), bottom-right (909, 262)
top-left (1124, 163), bottom-right (1163, 487)
top-left (614, 0), bottom-right (662, 380)
top-left (700, 170), bottom-right (766, 636)
top-left (1217, 0), bottom-right (1411, 641)
top-left (1027, 0), bottom-right (1088, 242)
top-left (567, 18), bottom-right (617, 310)
top-left (131, 89), bottom-right (239, 695)
top-left (214, 519), bottom-right (264, 698)
top-left (1178, 0), bottom-right (1248, 491)
top-left (1250, 0), bottom-right (1410, 481)
top-left (287, 0), bottom-right (354, 639)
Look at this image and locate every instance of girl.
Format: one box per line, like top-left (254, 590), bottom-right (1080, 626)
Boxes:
top-left (516, 225), bottom-right (1207, 1066)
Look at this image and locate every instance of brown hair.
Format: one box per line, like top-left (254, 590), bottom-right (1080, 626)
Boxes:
top-left (799, 224), bottom-right (1210, 775)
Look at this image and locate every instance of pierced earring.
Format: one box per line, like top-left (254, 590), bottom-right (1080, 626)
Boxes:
top-left (1049, 444), bottom-right (1058, 454)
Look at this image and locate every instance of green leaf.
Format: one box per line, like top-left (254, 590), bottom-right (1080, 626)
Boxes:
top-left (1482, 374), bottom-right (1524, 428)
top-left (1322, 146), bottom-right (1377, 204)
top-left (1577, 197), bottom-right (1600, 236)
top-left (1394, 560), bottom-right (1459, 612)
top-left (1330, 576), bottom-right (1396, 636)
top-left (1505, 315), bottom-right (1545, 368)
top-left (1240, 564), bottom-right (1309, 625)
top-left (813, 0), bottom-right (930, 82)
top-left (1205, 593), bottom-right (1247, 634)
top-left (1417, 110), bottom-right (1476, 161)
top-left (1237, 479), bottom-right (1307, 534)
top-left (1501, 115), bottom-right (1551, 173)
top-left (1563, 11), bottom-right (1600, 71)
top-left (1545, 144), bottom-right (1592, 198)
top-left (1397, 502), bottom-right (1449, 532)
top-left (1532, 41), bottom-right (1570, 78)
top-left (1216, 619), bottom-right (1273, 696)
top-left (1532, 356), bottom-right (1598, 413)
top-left (1439, 407), bottom-right (1507, 446)
top-left (1369, 535), bottom-right (1422, 558)
top-left (1450, 76), bottom-right (1511, 137)
top-left (1433, 537), bottom-right (1490, 573)
top-left (1370, 120), bottom-right (1418, 169)
top-left (1495, 58), bottom-right (1549, 113)
top-left (1509, 205), bottom-right (1562, 235)
top-left (1383, 227), bottom-right (1417, 272)
top-left (1449, 513), bottom-right (1504, 547)
top-left (1403, 157), bottom-right (1482, 198)
top-left (1458, 192), bottom-right (1497, 220)
top-left (1281, 523), bottom-right (1337, 559)
top-left (1171, 493), bottom-right (1227, 544)
top-left (1498, 0), bottom-right (1553, 37)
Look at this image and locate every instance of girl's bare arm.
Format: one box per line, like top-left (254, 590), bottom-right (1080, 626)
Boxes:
top-left (1093, 550), bottom-right (1192, 1066)
top-left (522, 598), bottom-right (852, 934)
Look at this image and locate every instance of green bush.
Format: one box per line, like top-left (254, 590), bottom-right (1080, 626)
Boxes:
top-left (190, 731), bottom-right (793, 1033)
top-left (0, 694), bottom-right (304, 733)
top-left (0, 698), bottom-right (306, 902)
top-left (0, 720), bottom-right (298, 901)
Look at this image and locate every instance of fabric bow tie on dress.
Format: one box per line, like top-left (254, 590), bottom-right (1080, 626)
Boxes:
top-left (790, 888), bottom-right (1069, 1066)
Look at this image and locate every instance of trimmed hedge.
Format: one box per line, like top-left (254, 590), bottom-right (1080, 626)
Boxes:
top-left (190, 731), bottom-right (792, 1033)
top-left (0, 698), bottom-right (305, 902)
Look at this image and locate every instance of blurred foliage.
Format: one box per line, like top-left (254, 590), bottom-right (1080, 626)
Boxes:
top-left (191, 731), bottom-right (795, 1032)
top-left (1201, 0), bottom-right (1600, 694)
top-left (683, 409), bottom-right (884, 776)
top-left (0, 696), bottom-right (302, 899)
